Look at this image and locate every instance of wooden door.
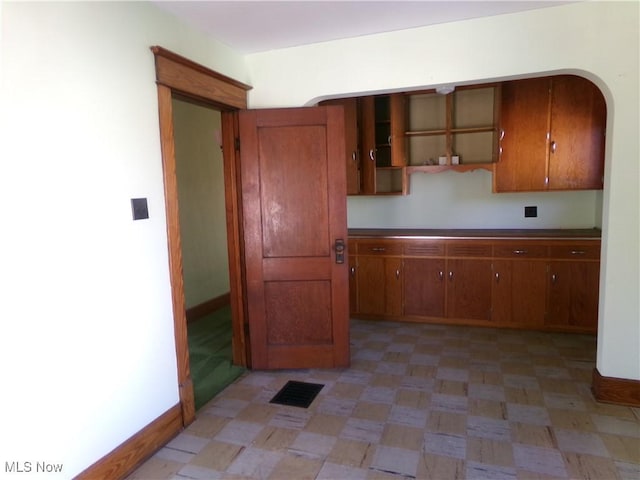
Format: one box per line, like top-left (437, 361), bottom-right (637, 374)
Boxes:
top-left (494, 77), bottom-right (550, 192)
top-left (238, 106), bottom-right (350, 369)
top-left (403, 258), bottom-right (446, 317)
top-left (548, 75), bottom-right (606, 190)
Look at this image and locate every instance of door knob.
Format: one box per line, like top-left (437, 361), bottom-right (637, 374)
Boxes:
top-left (335, 239), bottom-right (345, 264)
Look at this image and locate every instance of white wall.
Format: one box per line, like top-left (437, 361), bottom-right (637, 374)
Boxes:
top-left (173, 99), bottom-right (230, 308)
top-left (245, 2), bottom-right (639, 380)
top-left (0, 2), bottom-right (246, 477)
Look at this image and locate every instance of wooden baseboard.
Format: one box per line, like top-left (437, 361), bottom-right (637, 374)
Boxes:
top-left (186, 292), bottom-right (230, 323)
top-left (75, 403), bottom-right (182, 480)
top-left (592, 368), bottom-right (640, 407)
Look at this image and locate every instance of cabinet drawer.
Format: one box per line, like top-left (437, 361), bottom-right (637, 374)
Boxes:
top-left (493, 242), bottom-right (548, 258)
top-left (403, 240), bottom-right (445, 257)
top-left (446, 242), bottom-right (493, 257)
top-left (549, 243), bottom-right (600, 260)
top-left (357, 240), bottom-right (402, 255)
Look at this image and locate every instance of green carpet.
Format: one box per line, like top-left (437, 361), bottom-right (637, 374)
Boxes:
top-left (188, 305), bottom-right (245, 410)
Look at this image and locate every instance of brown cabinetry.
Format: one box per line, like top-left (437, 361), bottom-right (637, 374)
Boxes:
top-left (354, 240), bottom-right (403, 317)
top-left (360, 94), bottom-right (407, 195)
top-left (405, 85), bottom-right (500, 171)
top-left (491, 242), bottom-right (548, 327)
top-left (321, 97), bottom-right (360, 195)
top-left (349, 234), bottom-right (600, 334)
top-left (403, 240), bottom-right (446, 317)
top-left (446, 242), bottom-right (493, 321)
top-left (495, 75), bottom-right (606, 192)
top-left (546, 242), bottom-right (601, 331)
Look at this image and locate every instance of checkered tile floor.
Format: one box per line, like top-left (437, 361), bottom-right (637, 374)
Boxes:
top-left (128, 319), bottom-right (640, 479)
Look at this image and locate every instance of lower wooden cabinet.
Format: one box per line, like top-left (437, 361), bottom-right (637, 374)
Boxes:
top-left (547, 260), bottom-right (600, 330)
top-left (403, 258), bottom-right (445, 317)
top-left (446, 258), bottom-right (493, 321)
top-left (349, 235), bottom-right (600, 333)
top-left (491, 241), bottom-right (549, 327)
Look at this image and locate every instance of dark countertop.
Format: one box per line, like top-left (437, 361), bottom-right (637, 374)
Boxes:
top-left (348, 228), bottom-right (602, 239)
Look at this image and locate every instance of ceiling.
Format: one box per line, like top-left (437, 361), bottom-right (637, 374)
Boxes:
top-left (153, 1), bottom-right (574, 54)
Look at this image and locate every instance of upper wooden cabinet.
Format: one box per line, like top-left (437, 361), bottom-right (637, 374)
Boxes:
top-left (322, 74), bottom-right (605, 196)
top-left (360, 94), bottom-right (407, 195)
top-left (405, 84), bottom-right (500, 171)
top-left (494, 75), bottom-right (606, 192)
top-left (320, 97), bottom-right (360, 195)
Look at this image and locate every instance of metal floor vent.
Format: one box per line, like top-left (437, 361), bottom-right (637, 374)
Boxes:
top-left (269, 380), bottom-right (324, 408)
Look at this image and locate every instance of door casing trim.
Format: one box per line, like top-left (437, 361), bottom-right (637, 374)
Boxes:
top-left (151, 46), bottom-right (251, 426)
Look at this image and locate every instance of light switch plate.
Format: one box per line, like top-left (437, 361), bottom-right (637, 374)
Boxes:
top-left (131, 198), bottom-right (149, 220)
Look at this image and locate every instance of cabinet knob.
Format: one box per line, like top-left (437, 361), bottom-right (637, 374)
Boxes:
top-left (551, 273), bottom-right (558, 284)
top-left (438, 271), bottom-right (444, 281)
top-left (449, 271), bottom-right (454, 281)
top-left (350, 266), bottom-right (355, 276)
top-left (550, 141), bottom-right (557, 153)
top-left (395, 269), bottom-right (400, 280)
top-left (351, 151), bottom-right (357, 162)
top-left (495, 272), bottom-right (500, 283)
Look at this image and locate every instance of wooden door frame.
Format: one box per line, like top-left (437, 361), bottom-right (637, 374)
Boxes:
top-left (151, 46), bottom-right (252, 426)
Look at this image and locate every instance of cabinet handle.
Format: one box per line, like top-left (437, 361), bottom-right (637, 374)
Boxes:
top-left (438, 271), bottom-right (444, 281)
top-left (350, 266), bottom-right (355, 276)
top-left (495, 272), bottom-right (500, 283)
top-left (570, 250), bottom-right (586, 255)
top-left (551, 273), bottom-right (557, 284)
top-left (550, 141), bottom-right (557, 153)
top-left (351, 151), bottom-right (357, 162)
top-left (395, 269), bottom-right (400, 280)
top-left (388, 135), bottom-right (392, 145)
top-left (500, 129), bottom-right (505, 141)
top-left (371, 247), bottom-right (386, 252)
top-left (369, 149), bottom-right (375, 161)
top-left (449, 271), bottom-right (454, 281)
top-left (513, 249), bottom-right (528, 255)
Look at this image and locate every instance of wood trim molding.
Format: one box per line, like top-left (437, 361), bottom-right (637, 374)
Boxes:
top-left (151, 45), bottom-right (250, 424)
top-left (156, 83), bottom-right (196, 426)
top-left (186, 292), bottom-right (231, 323)
top-left (151, 46), bottom-right (251, 110)
top-left (75, 404), bottom-right (182, 480)
top-left (592, 368), bottom-right (640, 407)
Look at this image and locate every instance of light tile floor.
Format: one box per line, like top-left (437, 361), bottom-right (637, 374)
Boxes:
top-left (128, 319), bottom-right (640, 479)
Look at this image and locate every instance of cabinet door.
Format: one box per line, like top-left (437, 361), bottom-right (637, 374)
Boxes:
top-left (348, 254), bottom-right (358, 315)
top-left (492, 259), bottom-right (547, 326)
top-left (548, 75), bottom-right (606, 190)
top-left (547, 261), bottom-right (600, 331)
top-left (495, 77), bottom-right (550, 192)
top-left (403, 258), bottom-right (446, 317)
top-left (356, 255), bottom-right (402, 316)
top-left (321, 97), bottom-right (361, 195)
top-left (446, 259), bottom-right (493, 320)
top-left (360, 95), bottom-right (406, 195)
top-left (359, 96), bottom-right (377, 194)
